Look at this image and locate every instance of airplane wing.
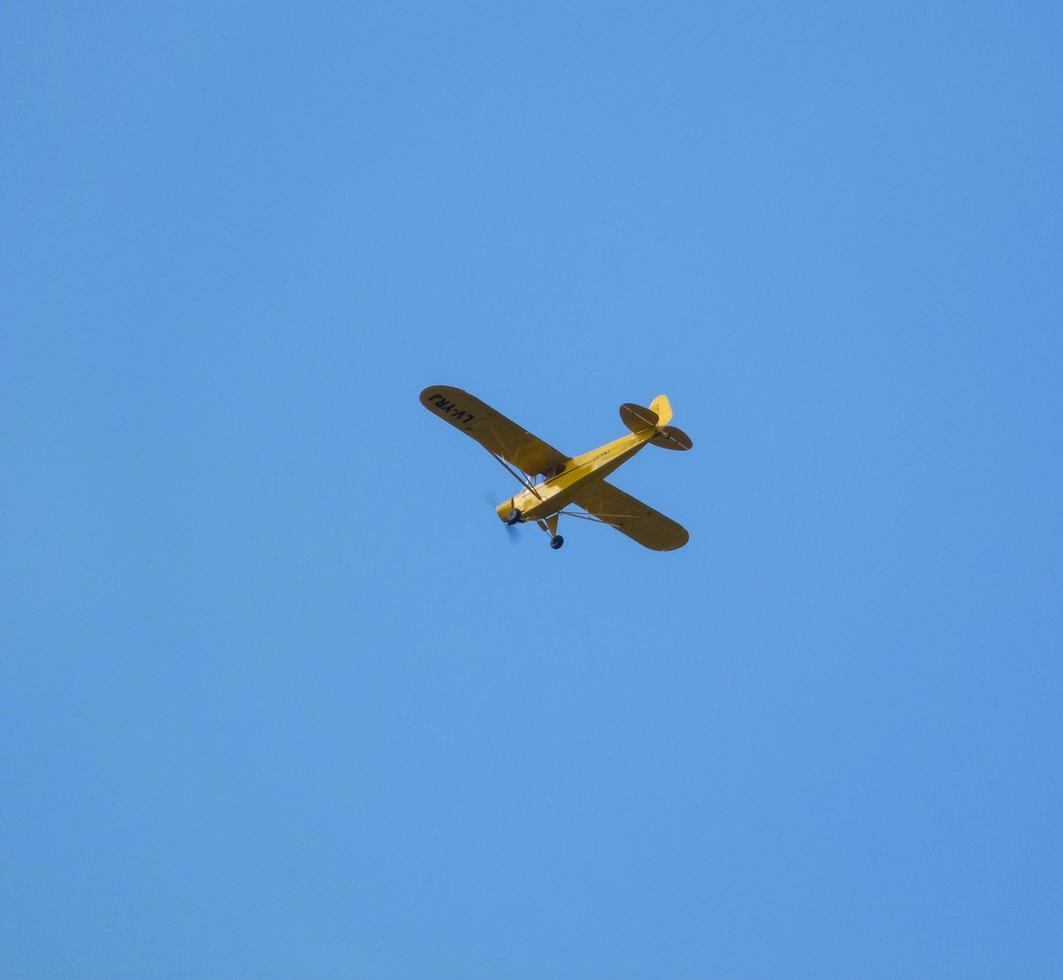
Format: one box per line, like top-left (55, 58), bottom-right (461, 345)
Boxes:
top-left (420, 385), bottom-right (569, 477)
top-left (570, 479), bottom-right (689, 551)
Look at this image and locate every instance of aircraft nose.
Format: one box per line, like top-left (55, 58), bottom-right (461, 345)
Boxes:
top-left (496, 500), bottom-right (522, 524)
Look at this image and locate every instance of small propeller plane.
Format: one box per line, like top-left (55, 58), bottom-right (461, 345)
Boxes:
top-left (420, 386), bottom-right (693, 551)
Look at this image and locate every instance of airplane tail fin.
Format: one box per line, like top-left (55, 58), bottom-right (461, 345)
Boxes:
top-left (649, 394), bottom-right (672, 426)
top-left (618, 394), bottom-right (693, 450)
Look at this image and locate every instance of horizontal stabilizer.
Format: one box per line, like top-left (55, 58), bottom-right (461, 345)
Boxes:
top-left (650, 426), bottom-right (693, 451)
top-left (620, 403), bottom-right (659, 433)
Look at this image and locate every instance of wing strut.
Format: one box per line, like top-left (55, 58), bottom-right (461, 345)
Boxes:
top-left (555, 508), bottom-right (623, 528)
top-left (480, 441), bottom-right (543, 500)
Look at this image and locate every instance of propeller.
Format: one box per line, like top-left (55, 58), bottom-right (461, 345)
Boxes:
top-left (483, 490), bottom-right (520, 543)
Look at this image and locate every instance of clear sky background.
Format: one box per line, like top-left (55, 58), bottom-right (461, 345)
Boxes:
top-left (3, 2), bottom-right (1061, 977)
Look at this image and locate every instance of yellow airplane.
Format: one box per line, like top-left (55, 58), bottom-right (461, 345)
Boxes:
top-left (420, 385), bottom-right (693, 551)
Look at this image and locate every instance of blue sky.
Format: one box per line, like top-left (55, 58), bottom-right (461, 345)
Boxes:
top-left (3, 2), bottom-right (1061, 976)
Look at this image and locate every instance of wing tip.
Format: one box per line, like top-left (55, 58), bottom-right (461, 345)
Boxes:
top-left (420, 384), bottom-right (463, 402)
top-left (652, 527), bottom-right (689, 551)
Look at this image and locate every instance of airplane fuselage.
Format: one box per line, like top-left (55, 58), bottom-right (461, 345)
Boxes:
top-left (495, 428), bottom-right (657, 524)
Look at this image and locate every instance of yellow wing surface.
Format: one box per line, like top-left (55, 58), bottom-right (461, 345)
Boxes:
top-left (570, 480), bottom-right (689, 551)
top-left (419, 386), bottom-right (569, 477)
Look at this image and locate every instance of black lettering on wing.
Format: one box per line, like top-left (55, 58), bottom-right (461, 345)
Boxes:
top-left (426, 394), bottom-right (475, 427)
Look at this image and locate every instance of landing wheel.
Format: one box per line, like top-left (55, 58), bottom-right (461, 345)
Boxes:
top-left (549, 535), bottom-right (564, 550)
top-left (505, 509), bottom-right (521, 526)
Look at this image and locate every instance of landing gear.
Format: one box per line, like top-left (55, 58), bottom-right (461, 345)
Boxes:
top-left (533, 515), bottom-right (566, 551)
